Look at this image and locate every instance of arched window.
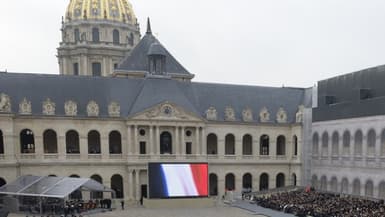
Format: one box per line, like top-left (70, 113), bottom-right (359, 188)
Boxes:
top-left (66, 130), bottom-right (80, 154)
top-left (260, 135), bottom-right (269, 155)
top-left (43, 130), bottom-right (58, 154)
top-left (20, 129), bottom-right (35, 153)
top-left (367, 129), bottom-right (376, 156)
top-left (259, 173), bottom-right (269, 191)
top-left (276, 135), bottom-right (286, 156)
top-left (225, 173), bottom-right (235, 191)
top-left (242, 134), bottom-right (252, 155)
top-left (343, 131), bottom-right (351, 155)
top-left (352, 179), bottom-right (361, 196)
top-left (312, 133), bottom-right (319, 155)
top-left (330, 177), bottom-right (338, 192)
top-left (381, 130), bottom-right (385, 156)
top-left (332, 131), bottom-right (339, 156)
top-left (276, 173), bottom-right (285, 188)
top-left (0, 177), bottom-right (6, 187)
top-left (311, 175), bottom-right (318, 189)
top-left (242, 173), bottom-right (252, 189)
top-left (225, 134), bottom-right (235, 155)
top-left (354, 130), bottom-right (363, 156)
top-left (109, 131), bottom-right (122, 154)
top-left (209, 173), bottom-right (218, 196)
top-left (341, 178), bottom-right (349, 194)
top-left (90, 174), bottom-right (103, 199)
top-left (292, 173), bottom-right (297, 186)
top-left (321, 132), bottom-right (328, 156)
top-left (379, 181), bottom-right (385, 199)
top-left (320, 176), bottom-right (327, 191)
top-left (160, 132), bottom-right (172, 154)
top-left (111, 174), bottom-right (124, 198)
top-left (88, 130), bottom-right (101, 154)
top-left (92, 28), bottom-right (100, 42)
top-left (74, 28), bottom-right (80, 42)
top-left (0, 130), bottom-right (4, 154)
top-left (293, 135), bottom-right (298, 156)
top-left (365, 180), bottom-right (373, 197)
top-left (207, 133), bottom-right (218, 155)
top-left (113, 29), bottom-right (120, 44)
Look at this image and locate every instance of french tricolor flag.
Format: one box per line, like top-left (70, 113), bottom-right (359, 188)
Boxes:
top-left (161, 164), bottom-right (208, 197)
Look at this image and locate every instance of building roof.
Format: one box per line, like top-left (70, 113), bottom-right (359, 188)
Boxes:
top-left (0, 72), bottom-right (306, 123)
top-left (117, 19), bottom-right (192, 77)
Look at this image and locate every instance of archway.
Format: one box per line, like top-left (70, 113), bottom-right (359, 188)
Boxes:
top-left (111, 174), bottom-right (124, 198)
top-left (225, 134), bottom-right (235, 155)
top-left (276, 136), bottom-right (286, 155)
top-left (0, 130), bottom-right (4, 154)
top-left (225, 173), bottom-right (235, 191)
top-left (311, 175), bottom-right (318, 189)
top-left (293, 135), bottom-right (298, 156)
top-left (341, 178), bottom-right (349, 194)
top-left (0, 178), bottom-right (6, 187)
top-left (242, 134), bottom-right (252, 155)
top-left (352, 179), bottom-right (361, 196)
top-left (66, 130), bottom-right (80, 154)
top-left (160, 132), bottom-right (172, 154)
top-left (332, 131), bottom-right (339, 155)
top-left (20, 129), bottom-right (35, 153)
top-left (209, 173), bottom-right (218, 196)
top-left (330, 177), bottom-right (338, 192)
top-left (259, 173), bottom-right (269, 191)
top-left (260, 135), bottom-right (269, 155)
top-left (312, 133), bottom-right (319, 155)
top-left (207, 134), bottom-right (218, 155)
top-left (43, 129), bottom-right (58, 154)
top-left (320, 176), bottom-right (327, 191)
top-left (88, 130), bottom-right (101, 154)
top-left (365, 180), bottom-right (374, 197)
top-left (242, 173), bottom-right (252, 190)
top-left (276, 173), bottom-right (285, 188)
top-left (379, 181), bottom-right (385, 198)
top-left (109, 131), bottom-right (122, 154)
top-left (91, 174), bottom-right (103, 199)
top-left (354, 130), bottom-right (363, 156)
top-left (321, 132), bottom-right (328, 156)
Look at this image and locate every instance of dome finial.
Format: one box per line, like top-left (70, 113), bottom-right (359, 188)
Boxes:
top-left (146, 17), bottom-right (152, 35)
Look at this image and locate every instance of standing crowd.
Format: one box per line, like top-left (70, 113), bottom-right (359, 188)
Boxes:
top-left (253, 189), bottom-right (385, 217)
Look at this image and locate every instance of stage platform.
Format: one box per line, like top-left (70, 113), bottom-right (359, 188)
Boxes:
top-left (143, 197), bottom-right (215, 209)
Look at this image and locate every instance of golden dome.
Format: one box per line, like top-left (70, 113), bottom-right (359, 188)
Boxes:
top-left (65, 0), bottom-right (137, 24)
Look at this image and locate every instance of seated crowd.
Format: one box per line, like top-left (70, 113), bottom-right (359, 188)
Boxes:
top-left (253, 189), bottom-right (385, 217)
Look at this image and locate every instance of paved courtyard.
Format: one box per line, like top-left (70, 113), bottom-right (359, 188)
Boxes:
top-left (8, 205), bottom-right (267, 217)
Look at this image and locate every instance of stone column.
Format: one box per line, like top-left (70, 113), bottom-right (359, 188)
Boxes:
top-left (135, 169), bottom-right (140, 201)
top-left (80, 135), bottom-right (88, 160)
top-left (127, 125), bottom-right (132, 156)
top-left (58, 133), bottom-right (66, 160)
top-left (155, 126), bottom-right (160, 155)
top-left (101, 134), bottom-right (109, 159)
top-left (128, 169), bottom-right (134, 200)
top-left (201, 127), bottom-right (206, 156)
top-left (149, 126), bottom-right (154, 155)
top-left (175, 126), bottom-right (179, 155)
top-left (133, 126), bottom-right (138, 155)
top-left (35, 135), bottom-right (43, 159)
top-left (181, 126), bottom-right (186, 156)
top-left (195, 127), bottom-right (200, 155)
top-left (235, 137), bottom-right (242, 158)
top-left (218, 137), bottom-right (225, 159)
top-left (270, 138), bottom-right (277, 158)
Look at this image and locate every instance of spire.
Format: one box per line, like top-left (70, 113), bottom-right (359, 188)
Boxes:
top-left (146, 17), bottom-right (152, 35)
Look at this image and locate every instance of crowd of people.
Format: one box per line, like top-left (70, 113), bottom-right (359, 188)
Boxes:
top-left (253, 189), bottom-right (385, 217)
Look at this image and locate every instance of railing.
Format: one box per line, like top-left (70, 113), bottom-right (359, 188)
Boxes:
top-left (66, 154), bottom-right (80, 160)
top-left (109, 154), bottom-right (123, 159)
top-left (276, 155), bottom-right (287, 160)
top-left (224, 155), bottom-right (236, 160)
top-left (20, 154), bottom-right (36, 159)
top-left (88, 154), bottom-right (102, 159)
top-left (44, 154), bottom-right (59, 159)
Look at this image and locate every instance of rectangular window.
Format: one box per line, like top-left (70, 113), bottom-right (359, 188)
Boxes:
top-left (73, 63), bottom-right (79, 76)
top-left (186, 142), bottom-right (192, 155)
top-left (140, 142), bottom-right (146, 155)
top-left (92, 62), bottom-right (101, 76)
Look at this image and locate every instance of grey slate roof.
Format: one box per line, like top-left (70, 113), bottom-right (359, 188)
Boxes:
top-left (0, 72), bottom-right (306, 123)
top-left (117, 32), bottom-right (191, 76)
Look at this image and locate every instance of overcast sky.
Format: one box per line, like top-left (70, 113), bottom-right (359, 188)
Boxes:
top-left (1, 0), bottom-right (385, 87)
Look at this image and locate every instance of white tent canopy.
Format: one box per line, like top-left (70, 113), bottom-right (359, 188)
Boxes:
top-left (0, 175), bottom-right (114, 198)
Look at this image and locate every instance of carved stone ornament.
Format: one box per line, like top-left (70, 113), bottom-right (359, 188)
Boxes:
top-left (19, 98), bottom-right (31, 115)
top-left (0, 93), bottom-right (11, 113)
top-left (108, 101), bottom-right (120, 117)
top-left (242, 107), bottom-right (253, 122)
top-left (225, 106), bottom-right (236, 121)
top-left (42, 98), bottom-right (56, 115)
top-left (205, 107), bottom-right (217, 121)
top-left (296, 105), bottom-right (305, 123)
top-left (259, 107), bottom-right (270, 122)
top-left (276, 107), bottom-right (288, 123)
top-left (87, 101), bottom-right (99, 117)
top-left (65, 100), bottom-right (77, 116)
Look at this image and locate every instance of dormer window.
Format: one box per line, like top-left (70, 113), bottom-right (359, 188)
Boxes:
top-left (147, 43), bottom-right (167, 75)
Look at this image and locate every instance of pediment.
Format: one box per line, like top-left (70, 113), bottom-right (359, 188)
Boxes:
top-left (129, 101), bottom-right (203, 122)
